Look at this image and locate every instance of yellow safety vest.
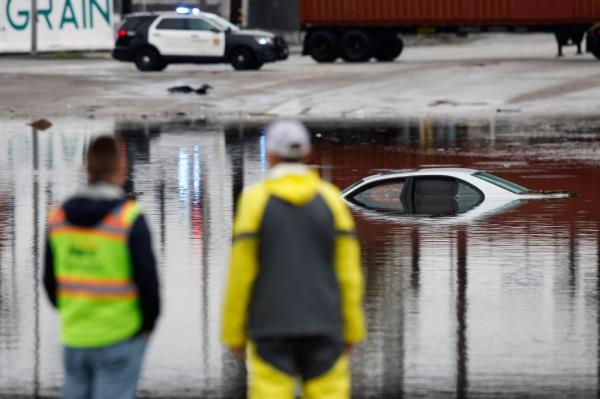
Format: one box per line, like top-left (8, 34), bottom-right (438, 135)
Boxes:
top-left (48, 200), bottom-right (142, 348)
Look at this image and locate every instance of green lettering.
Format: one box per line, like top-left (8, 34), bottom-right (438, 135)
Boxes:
top-left (81, 0), bottom-right (87, 28)
top-left (7, 0), bottom-right (29, 31)
top-left (60, 0), bottom-right (79, 29)
top-left (89, 0), bottom-right (110, 28)
top-left (38, 0), bottom-right (54, 30)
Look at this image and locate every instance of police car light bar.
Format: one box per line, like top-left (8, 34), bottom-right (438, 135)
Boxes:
top-left (176, 6), bottom-right (201, 14)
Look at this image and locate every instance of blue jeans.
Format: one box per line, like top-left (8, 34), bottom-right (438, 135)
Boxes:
top-left (63, 336), bottom-right (148, 399)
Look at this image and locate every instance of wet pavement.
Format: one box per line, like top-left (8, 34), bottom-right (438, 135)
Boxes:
top-left (2, 34), bottom-right (600, 122)
top-left (0, 117), bottom-right (599, 398)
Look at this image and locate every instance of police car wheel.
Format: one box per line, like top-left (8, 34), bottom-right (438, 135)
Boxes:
top-left (229, 47), bottom-right (260, 70)
top-left (134, 48), bottom-right (165, 72)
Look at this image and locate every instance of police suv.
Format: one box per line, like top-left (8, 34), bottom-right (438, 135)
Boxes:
top-left (112, 9), bottom-right (289, 71)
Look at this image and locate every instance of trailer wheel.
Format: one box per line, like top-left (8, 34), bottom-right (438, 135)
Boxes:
top-left (375, 34), bottom-right (404, 61)
top-left (341, 30), bottom-right (375, 62)
top-left (306, 31), bottom-right (339, 63)
top-left (590, 29), bottom-right (600, 60)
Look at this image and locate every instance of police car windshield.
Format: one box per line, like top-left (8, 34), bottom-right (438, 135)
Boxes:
top-left (206, 15), bottom-right (240, 31)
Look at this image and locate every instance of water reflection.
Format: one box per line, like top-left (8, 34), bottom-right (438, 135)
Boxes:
top-left (0, 118), bottom-right (599, 397)
top-left (32, 127), bottom-right (41, 398)
top-left (597, 221), bottom-right (600, 398)
top-left (456, 229), bottom-right (468, 399)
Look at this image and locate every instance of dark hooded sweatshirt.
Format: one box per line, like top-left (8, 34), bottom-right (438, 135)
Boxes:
top-left (43, 184), bottom-right (160, 335)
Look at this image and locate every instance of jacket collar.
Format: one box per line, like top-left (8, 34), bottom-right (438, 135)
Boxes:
top-left (75, 182), bottom-right (124, 200)
top-left (268, 163), bottom-right (311, 180)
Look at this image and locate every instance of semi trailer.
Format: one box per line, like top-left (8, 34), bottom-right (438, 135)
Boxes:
top-left (300, 0), bottom-right (600, 62)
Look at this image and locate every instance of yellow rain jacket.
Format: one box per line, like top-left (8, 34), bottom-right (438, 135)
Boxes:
top-left (222, 163), bottom-right (365, 347)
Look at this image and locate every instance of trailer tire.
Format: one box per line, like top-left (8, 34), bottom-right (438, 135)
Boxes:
top-left (590, 29), bottom-right (600, 60)
top-left (375, 34), bottom-right (404, 61)
top-left (341, 30), bottom-right (375, 62)
top-left (306, 31), bottom-right (339, 63)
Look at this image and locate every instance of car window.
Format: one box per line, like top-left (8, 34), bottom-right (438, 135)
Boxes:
top-left (156, 18), bottom-right (187, 30)
top-left (188, 18), bottom-right (217, 31)
top-left (120, 16), bottom-right (157, 35)
top-left (205, 14), bottom-right (240, 31)
top-left (414, 177), bottom-right (455, 196)
top-left (137, 17), bottom-right (157, 33)
top-left (457, 181), bottom-right (484, 213)
top-left (121, 17), bottom-right (145, 30)
top-left (413, 177), bottom-right (456, 216)
top-left (350, 180), bottom-right (405, 212)
top-left (473, 171), bottom-right (529, 194)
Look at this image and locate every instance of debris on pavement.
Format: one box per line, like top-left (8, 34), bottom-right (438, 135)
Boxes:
top-left (168, 85), bottom-right (194, 94)
top-left (168, 84), bottom-right (213, 95)
top-left (430, 99), bottom-right (460, 107)
top-left (497, 107), bottom-right (522, 113)
top-left (28, 118), bottom-right (53, 130)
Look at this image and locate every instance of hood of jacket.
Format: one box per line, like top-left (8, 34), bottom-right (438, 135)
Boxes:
top-left (63, 183), bottom-right (127, 227)
top-left (265, 163), bottom-right (321, 206)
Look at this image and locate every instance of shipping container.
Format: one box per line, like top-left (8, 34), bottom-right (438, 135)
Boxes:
top-left (300, 0), bottom-right (600, 63)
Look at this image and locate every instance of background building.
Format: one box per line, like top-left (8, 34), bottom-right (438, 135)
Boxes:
top-left (117, 0), bottom-right (231, 20)
top-left (117, 0), bottom-right (300, 32)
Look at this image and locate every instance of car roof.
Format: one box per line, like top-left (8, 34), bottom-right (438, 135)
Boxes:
top-left (124, 11), bottom-right (220, 19)
top-left (360, 167), bottom-right (480, 183)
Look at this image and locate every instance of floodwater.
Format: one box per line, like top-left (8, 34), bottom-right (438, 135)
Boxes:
top-left (0, 117), bottom-right (599, 398)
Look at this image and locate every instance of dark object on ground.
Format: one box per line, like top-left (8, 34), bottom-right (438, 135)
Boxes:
top-left (497, 107), bottom-right (521, 113)
top-left (29, 119), bottom-right (53, 131)
top-left (168, 84), bottom-right (213, 95)
top-left (554, 26), bottom-right (587, 56)
top-left (195, 84), bottom-right (213, 95)
top-left (168, 85), bottom-right (194, 94)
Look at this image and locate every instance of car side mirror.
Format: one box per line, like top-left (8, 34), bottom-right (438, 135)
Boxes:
top-left (211, 27), bottom-right (221, 33)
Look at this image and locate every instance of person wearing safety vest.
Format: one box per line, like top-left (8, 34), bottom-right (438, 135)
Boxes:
top-left (44, 135), bottom-right (160, 399)
top-left (221, 119), bottom-right (365, 399)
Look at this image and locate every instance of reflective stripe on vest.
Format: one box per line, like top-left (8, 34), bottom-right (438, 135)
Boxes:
top-left (48, 202), bottom-right (135, 243)
top-left (57, 275), bottom-right (138, 300)
top-left (48, 200), bottom-right (143, 348)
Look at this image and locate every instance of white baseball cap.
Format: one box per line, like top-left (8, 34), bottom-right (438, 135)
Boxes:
top-left (265, 119), bottom-right (311, 160)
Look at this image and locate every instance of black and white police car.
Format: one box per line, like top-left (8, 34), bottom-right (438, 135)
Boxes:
top-left (112, 7), bottom-right (289, 71)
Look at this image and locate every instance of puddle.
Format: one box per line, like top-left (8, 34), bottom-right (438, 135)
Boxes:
top-left (0, 118), bottom-right (599, 398)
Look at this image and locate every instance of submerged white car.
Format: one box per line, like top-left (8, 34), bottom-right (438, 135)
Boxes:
top-left (342, 168), bottom-right (572, 220)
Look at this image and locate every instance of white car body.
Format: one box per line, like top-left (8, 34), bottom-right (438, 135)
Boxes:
top-left (148, 13), bottom-right (227, 57)
top-left (342, 168), bottom-right (571, 223)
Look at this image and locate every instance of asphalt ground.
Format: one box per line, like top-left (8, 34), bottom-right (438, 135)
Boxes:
top-left (1, 33), bottom-right (599, 124)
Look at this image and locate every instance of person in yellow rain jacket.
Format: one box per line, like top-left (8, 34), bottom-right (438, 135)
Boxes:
top-left (44, 136), bottom-right (160, 399)
top-left (222, 119), bottom-right (365, 399)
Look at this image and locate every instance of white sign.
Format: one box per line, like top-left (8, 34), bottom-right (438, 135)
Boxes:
top-left (0, 0), bottom-right (115, 53)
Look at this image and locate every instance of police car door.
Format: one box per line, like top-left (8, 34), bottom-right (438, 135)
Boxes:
top-left (187, 17), bottom-right (226, 57)
top-left (150, 17), bottom-right (191, 56)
